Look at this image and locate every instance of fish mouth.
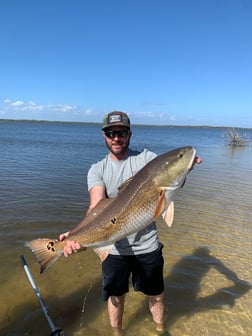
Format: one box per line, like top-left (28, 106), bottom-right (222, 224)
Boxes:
top-left (172, 148), bottom-right (197, 189)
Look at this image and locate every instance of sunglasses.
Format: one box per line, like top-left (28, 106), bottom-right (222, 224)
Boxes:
top-left (104, 129), bottom-right (129, 139)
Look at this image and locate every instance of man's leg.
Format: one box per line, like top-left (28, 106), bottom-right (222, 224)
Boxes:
top-left (149, 291), bottom-right (166, 332)
top-left (108, 295), bottom-right (125, 336)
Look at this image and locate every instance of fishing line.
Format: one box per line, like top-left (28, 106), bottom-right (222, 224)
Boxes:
top-left (79, 283), bottom-right (93, 327)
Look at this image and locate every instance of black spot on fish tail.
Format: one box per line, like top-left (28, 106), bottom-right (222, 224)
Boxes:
top-left (25, 238), bottom-right (62, 273)
top-left (47, 241), bottom-right (56, 252)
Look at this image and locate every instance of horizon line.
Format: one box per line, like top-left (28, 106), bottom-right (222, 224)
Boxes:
top-left (0, 118), bottom-right (251, 130)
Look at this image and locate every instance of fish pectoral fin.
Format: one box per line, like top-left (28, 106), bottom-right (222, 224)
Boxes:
top-left (93, 245), bottom-right (114, 262)
top-left (162, 201), bottom-right (174, 227)
top-left (154, 189), bottom-right (166, 219)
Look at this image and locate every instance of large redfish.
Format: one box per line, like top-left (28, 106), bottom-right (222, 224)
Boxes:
top-left (26, 146), bottom-right (197, 273)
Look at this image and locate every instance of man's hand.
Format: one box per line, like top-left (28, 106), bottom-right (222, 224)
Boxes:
top-left (195, 156), bottom-right (202, 164)
top-left (190, 156), bottom-right (202, 171)
top-left (59, 231), bottom-right (86, 257)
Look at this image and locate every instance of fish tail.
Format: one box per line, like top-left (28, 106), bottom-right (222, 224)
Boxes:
top-left (25, 238), bottom-right (62, 274)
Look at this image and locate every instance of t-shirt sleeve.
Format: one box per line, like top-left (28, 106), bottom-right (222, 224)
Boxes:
top-left (87, 162), bottom-right (105, 191)
top-left (142, 149), bottom-right (157, 164)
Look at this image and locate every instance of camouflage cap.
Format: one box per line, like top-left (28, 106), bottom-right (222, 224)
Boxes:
top-left (102, 111), bottom-right (130, 130)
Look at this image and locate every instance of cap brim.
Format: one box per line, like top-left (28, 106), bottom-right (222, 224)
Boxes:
top-left (102, 123), bottom-right (130, 130)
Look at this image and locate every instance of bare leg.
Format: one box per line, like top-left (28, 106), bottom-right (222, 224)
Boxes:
top-left (107, 295), bottom-right (125, 336)
top-left (148, 291), bottom-right (166, 332)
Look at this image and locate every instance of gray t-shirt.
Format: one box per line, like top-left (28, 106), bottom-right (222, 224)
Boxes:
top-left (87, 149), bottom-right (161, 255)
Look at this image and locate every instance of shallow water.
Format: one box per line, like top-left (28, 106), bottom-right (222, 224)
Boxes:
top-left (0, 121), bottom-right (251, 335)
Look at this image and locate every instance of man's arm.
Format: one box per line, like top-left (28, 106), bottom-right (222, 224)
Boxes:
top-left (59, 185), bottom-right (106, 256)
top-left (87, 185), bottom-right (106, 214)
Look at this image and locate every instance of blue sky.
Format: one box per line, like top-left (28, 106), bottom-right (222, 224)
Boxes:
top-left (0, 0), bottom-right (251, 127)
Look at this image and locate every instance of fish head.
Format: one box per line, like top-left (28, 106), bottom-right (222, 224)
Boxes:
top-left (152, 146), bottom-right (196, 191)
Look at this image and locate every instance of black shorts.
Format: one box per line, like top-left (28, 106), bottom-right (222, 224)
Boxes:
top-left (101, 245), bottom-right (164, 301)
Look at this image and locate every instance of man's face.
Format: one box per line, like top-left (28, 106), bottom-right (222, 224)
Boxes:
top-left (103, 126), bottom-right (132, 157)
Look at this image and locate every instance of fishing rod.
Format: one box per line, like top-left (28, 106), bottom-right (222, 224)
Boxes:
top-left (20, 255), bottom-right (64, 336)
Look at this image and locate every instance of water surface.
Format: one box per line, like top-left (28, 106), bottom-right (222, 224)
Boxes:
top-left (0, 121), bottom-right (251, 336)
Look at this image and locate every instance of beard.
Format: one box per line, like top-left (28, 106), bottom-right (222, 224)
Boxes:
top-left (105, 138), bottom-right (130, 158)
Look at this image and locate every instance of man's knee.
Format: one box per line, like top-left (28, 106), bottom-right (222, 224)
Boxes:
top-left (109, 295), bottom-right (125, 306)
top-left (149, 292), bottom-right (165, 306)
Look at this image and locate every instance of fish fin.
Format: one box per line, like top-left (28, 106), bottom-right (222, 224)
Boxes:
top-left (162, 201), bottom-right (174, 227)
top-left (89, 198), bottom-right (114, 214)
top-left (25, 238), bottom-right (62, 274)
top-left (93, 245), bottom-right (113, 262)
top-left (118, 176), bottom-right (134, 193)
top-left (70, 199), bottom-right (114, 235)
top-left (154, 189), bottom-right (166, 219)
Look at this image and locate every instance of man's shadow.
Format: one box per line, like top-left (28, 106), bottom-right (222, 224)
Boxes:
top-left (164, 246), bottom-right (251, 327)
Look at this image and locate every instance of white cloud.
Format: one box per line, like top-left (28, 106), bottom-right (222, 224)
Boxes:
top-left (134, 111), bottom-right (155, 118)
top-left (1, 98), bottom-right (82, 121)
top-left (83, 107), bottom-right (93, 116)
top-left (169, 115), bottom-right (176, 121)
top-left (4, 99), bottom-right (39, 109)
top-left (1, 98), bottom-right (108, 123)
top-left (11, 100), bottom-right (25, 107)
top-left (1, 99), bottom-right (225, 126)
top-left (50, 104), bottom-right (75, 113)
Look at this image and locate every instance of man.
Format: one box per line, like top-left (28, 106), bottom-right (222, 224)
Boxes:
top-left (60, 111), bottom-right (201, 335)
